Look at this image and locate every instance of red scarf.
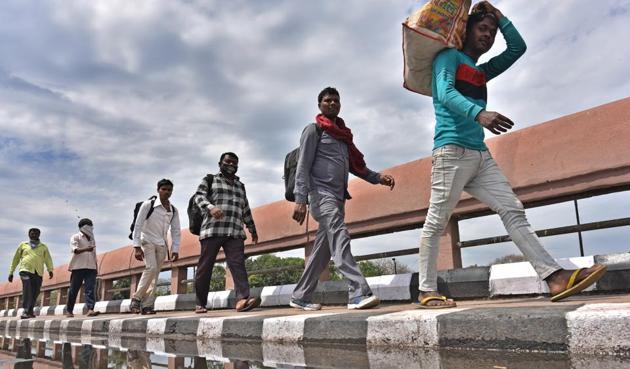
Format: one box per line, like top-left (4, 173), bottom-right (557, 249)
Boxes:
top-left (316, 114), bottom-right (369, 177)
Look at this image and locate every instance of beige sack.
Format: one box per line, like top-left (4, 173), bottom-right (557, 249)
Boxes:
top-left (402, 0), bottom-right (471, 96)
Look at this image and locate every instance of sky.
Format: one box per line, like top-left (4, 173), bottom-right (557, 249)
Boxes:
top-left (1, 0), bottom-right (629, 274)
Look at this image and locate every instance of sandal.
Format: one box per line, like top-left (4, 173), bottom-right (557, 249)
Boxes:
top-left (416, 295), bottom-right (457, 309)
top-left (550, 264), bottom-right (607, 302)
top-left (195, 306), bottom-right (208, 314)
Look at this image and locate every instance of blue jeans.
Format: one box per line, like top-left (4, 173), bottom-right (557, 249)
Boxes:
top-left (419, 145), bottom-right (562, 291)
top-left (66, 268), bottom-right (97, 311)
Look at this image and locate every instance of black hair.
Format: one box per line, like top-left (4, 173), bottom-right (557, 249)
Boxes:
top-left (219, 152), bottom-right (239, 162)
top-left (317, 87), bottom-right (340, 104)
top-left (466, 10), bottom-right (498, 34)
top-left (78, 218), bottom-right (93, 228)
top-left (157, 178), bottom-right (174, 189)
top-left (28, 228), bottom-right (40, 234)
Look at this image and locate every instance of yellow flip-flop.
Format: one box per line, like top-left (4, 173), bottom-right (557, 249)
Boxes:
top-left (416, 295), bottom-right (457, 309)
top-left (550, 264), bottom-right (607, 302)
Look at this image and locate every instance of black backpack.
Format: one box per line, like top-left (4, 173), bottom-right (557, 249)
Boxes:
top-left (284, 124), bottom-right (322, 202)
top-left (188, 174), bottom-right (214, 236)
top-left (128, 196), bottom-right (156, 240)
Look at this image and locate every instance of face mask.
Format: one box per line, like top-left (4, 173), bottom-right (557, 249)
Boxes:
top-left (220, 164), bottom-right (238, 176)
top-left (80, 225), bottom-right (94, 239)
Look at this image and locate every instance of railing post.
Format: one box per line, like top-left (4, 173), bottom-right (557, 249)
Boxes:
top-left (14, 296), bottom-right (20, 310)
top-left (40, 290), bottom-right (50, 307)
top-left (168, 356), bottom-right (185, 369)
top-left (36, 340), bottom-right (46, 357)
top-left (170, 266), bottom-right (187, 295)
top-left (56, 288), bottom-right (68, 306)
top-left (100, 279), bottom-right (114, 301)
top-left (437, 217), bottom-right (462, 270)
top-left (130, 274), bottom-right (140, 297)
top-left (95, 347), bottom-right (109, 369)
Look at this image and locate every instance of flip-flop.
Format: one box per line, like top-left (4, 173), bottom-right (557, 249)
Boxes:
top-left (550, 264), bottom-right (607, 302)
top-left (195, 306), bottom-right (208, 314)
top-left (416, 295), bottom-right (457, 309)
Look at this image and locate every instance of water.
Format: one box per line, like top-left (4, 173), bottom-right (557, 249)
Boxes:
top-left (1, 336), bottom-right (630, 369)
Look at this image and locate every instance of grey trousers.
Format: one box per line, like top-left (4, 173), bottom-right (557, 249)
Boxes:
top-left (419, 145), bottom-right (562, 291)
top-left (292, 192), bottom-right (372, 301)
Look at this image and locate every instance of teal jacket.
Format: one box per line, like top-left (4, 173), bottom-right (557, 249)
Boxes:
top-left (431, 16), bottom-right (526, 151)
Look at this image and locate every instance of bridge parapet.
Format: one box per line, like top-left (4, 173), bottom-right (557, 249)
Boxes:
top-left (1, 98), bottom-right (629, 306)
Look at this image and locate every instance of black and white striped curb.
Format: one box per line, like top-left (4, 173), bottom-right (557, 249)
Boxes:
top-left (2, 302), bottom-right (630, 355)
top-left (1, 252), bottom-right (628, 318)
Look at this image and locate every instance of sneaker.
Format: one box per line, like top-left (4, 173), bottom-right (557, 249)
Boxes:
top-left (86, 310), bottom-right (100, 317)
top-left (289, 298), bottom-right (322, 311)
top-left (141, 307), bottom-right (156, 315)
top-left (20, 314), bottom-right (31, 320)
top-left (347, 295), bottom-right (380, 310)
top-left (129, 298), bottom-right (142, 314)
top-left (64, 311), bottom-right (74, 318)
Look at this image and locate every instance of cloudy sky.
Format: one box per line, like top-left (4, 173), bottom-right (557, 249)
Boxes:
top-left (1, 0), bottom-right (629, 274)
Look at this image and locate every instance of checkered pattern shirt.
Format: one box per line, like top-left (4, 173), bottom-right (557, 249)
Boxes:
top-left (194, 173), bottom-right (257, 240)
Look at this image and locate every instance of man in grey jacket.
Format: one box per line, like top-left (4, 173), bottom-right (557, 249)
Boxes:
top-left (290, 87), bottom-right (395, 310)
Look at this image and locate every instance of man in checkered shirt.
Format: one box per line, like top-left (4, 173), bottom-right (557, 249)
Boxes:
top-left (193, 152), bottom-right (260, 313)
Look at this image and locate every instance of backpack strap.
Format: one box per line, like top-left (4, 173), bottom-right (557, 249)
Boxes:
top-left (146, 196), bottom-right (157, 220)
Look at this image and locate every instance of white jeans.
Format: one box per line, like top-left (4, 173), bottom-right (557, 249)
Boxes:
top-left (133, 242), bottom-right (167, 307)
top-left (419, 145), bottom-right (561, 291)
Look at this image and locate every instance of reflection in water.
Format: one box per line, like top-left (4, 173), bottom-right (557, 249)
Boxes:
top-left (2, 335), bottom-right (630, 369)
top-left (14, 338), bottom-right (33, 369)
top-left (61, 342), bottom-right (96, 369)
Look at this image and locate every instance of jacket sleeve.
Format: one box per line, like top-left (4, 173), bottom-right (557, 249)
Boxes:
top-left (170, 209), bottom-right (182, 253)
top-left (242, 188), bottom-right (257, 236)
top-left (294, 124), bottom-right (319, 204)
top-left (433, 49), bottom-right (484, 121)
top-left (132, 201), bottom-right (151, 248)
top-left (479, 17), bottom-right (527, 81)
top-left (9, 245), bottom-right (23, 275)
top-left (353, 167), bottom-right (381, 185)
top-left (44, 245), bottom-right (54, 273)
top-left (194, 177), bottom-right (215, 211)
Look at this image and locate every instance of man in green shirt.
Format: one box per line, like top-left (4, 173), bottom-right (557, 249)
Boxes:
top-left (8, 228), bottom-right (54, 319)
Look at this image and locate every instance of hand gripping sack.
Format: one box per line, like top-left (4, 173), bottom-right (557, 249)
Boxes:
top-left (402, 0), bottom-right (471, 96)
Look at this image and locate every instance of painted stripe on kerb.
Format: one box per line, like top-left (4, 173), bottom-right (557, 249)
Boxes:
top-left (108, 318), bottom-right (125, 334)
top-left (567, 302), bottom-right (630, 355)
top-left (366, 308), bottom-right (466, 347)
top-left (155, 295), bottom-right (178, 311)
top-left (146, 318), bottom-right (168, 336)
top-left (261, 313), bottom-right (335, 342)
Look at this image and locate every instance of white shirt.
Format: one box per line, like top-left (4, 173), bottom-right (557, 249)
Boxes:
top-left (68, 232), bottom-right (98, 271)
top-left (132, 199), bottom-right (181, 253)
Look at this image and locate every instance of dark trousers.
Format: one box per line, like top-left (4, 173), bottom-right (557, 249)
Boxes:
top-left (66, 269), bottom-right (97, 312)
top-left (19, 271), bottom-right (42, 316)
top-left (195, 237), bottom-right (250, 307)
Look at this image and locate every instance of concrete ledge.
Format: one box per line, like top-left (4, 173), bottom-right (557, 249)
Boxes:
top-left (2, 302), bottom-right (630, 356)
top-left (2, 252), bottom-right (629, 318)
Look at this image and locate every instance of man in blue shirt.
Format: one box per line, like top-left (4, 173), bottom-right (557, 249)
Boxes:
top-left (419, 1), bottom-right (606, 308)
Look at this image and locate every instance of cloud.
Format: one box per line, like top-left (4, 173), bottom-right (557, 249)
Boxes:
top-left (0, 0), bottom-right (628, 272)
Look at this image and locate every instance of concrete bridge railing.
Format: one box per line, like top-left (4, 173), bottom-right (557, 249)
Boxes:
top-left (1, 97), bottom-right (629, 309)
